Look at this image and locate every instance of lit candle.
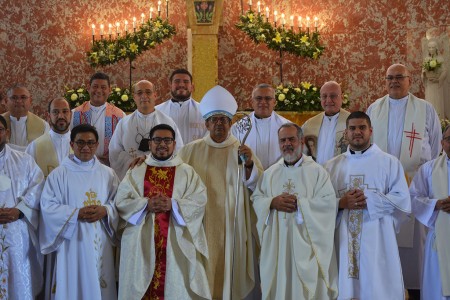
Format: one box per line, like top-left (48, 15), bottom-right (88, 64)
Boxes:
top-left (265, 7), bottom-right (269, 21)
top-left (314, 16), bottom-right (318, 28)
top-left (158, 0), bottom-right (162, 16)
top-left (141, 13), bottom-right (145, 24)
top-left (100, 24), bottom-right (104, 35)
top-left (150, 7), bottom-right (154, 19)
top-left (116, 22), bottom-right (120, 35)
top-left (274, 10), bottom-right (278, 25)
top-left (248, 0), bottom-right (252, 6)
top-left (133, 17), bottom-right (136, 30)
top-left (298, 16), bottom-right (302, 29)
top-left (290, 15), bottom-right (294, 28)
top-left (281, 13), bottom-right (285, 26)
top-left (91, 24), bottom-right (95, 35)
top-left (108, 23), bottom-right (112, 35)
top-left (124, 20), bottom-right (128, 33)
top-left (257, 1), bottom-right (261, 13)
top-left (306, 16), bottom-right (310, 28)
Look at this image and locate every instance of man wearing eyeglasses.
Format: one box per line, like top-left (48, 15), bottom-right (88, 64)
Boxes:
top-left (302, 81), bottom-right (350, 164)
top-left (109, 80), bottom-right (183, 180)
top-left (2, 83), bottom-right (50, 152)
top-left (40, 124), bottom-right (120, 300)
top-left (367, 63), bottom-right (442, 295)
top-left (178, 85), bottom-right (263, 300)
top-left (116, 124), bottom-right (210, 299)
top-left (231, 83), bottom-right (290, 170)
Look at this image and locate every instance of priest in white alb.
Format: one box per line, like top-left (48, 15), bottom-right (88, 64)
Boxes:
top-left (324, 111), bottom-right (411, 300)
top-left (39, 124), bottom-right (120, 300)
top-left (116, 124), bottom-right (210, 299)
top-left (367, 63), bottom-right (442, 291)
top-left (410, 124), bottom-right (450, 300)
top-left (0, 115), bottom-right (45, 299)
top-left (302, 81), bottom-right (350, 164)
top-left (155, 69), bottom-right (207, 144)
top-left (231, 83), bottom-right (289, 170)
top-left (252, 123), bottom-right (338, 299)
top-left (109, 80), bottom-right (183, 180)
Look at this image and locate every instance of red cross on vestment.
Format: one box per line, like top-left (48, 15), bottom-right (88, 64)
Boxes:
top-left (404, 122), bottom-right (422, 158)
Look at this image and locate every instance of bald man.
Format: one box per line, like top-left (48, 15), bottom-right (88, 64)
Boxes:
top-left (109, 80), bottom-right (183, 180)
top-left (302, 81), bottom-right (350, 164)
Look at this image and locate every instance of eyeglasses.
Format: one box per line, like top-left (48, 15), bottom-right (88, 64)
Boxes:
top-left (385, 75), bottom-right (409, 81)
top-left (253, 96), bottom-right (274, 102)
top-left (443, 136), bottom-right (450, 142)
top-left (134, 90), bottom-right (154, 97)
top-left (51, 109), bottom-right (71, 116)
top-left (151, 137), bottom-right (174, 145)
top-left (208, 116), bottom-right (230, 124)
top-left (320, 94), bottom-right (340, 101)
top-left (9, 95), bottom-right (29, 102)
top-left (74, 140), bottom-right (98, 148)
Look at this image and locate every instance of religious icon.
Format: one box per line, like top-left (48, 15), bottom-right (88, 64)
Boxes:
top-left (304, 135), bottom-right (317, 161)
top-left (194, 0), bottom-right (215, 24)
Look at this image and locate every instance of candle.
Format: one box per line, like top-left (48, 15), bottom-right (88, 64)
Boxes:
top-left (116, 22), bottom-right (120, 35)
top-left (133, 17), bottom-right (136, 30)
top-left (274, 10), bottom-right (278, 25)
top-left (248, 0), bottom-right (252, 6)
top-left (298, 16), bottom-right (302, 29)
top-left (281, 13), bottom-right (285, 26)
top-left (108, 23), bottom-right (112, 35)
top-left (150, 7), bottom-right (154, 19)
top-left (124, 20), bottom-right (128, 33)
top-left (306, 16), bottom-right (310, 28)
top-left (158, 1), bottom-right (162, 14)
top-left (91, 24), bottom-right (95, 35)
top-left (290, 15), bottom-right (294, 28)
top-left (265, 7), bottom-right (269, 21)
top-left (257, 1), bottom-right (260, 13)
top-left (100, 24), bottom-right (104, 35)
top-left (141, 13), bottom-right (145, 24)
top-left (314, 16), bottom-right (318, 28)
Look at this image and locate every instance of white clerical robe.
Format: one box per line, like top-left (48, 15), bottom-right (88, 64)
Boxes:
top-left (7, 115), bottom-right (50, 152)
top-left (178, 134), bottom-right (263, 300)
top-left (252, 155), bottom-right (338, 300)
top-left (109, 109), bottom-right (184, 180)
top-left (231, 111), bottom-right (290, 170)
top-left (115, 155), bottom-right (210, 299)
top-left (39, 155), bottom-right (120, 300)
top-left (26, 130), bottom-right (71, 170)
top-left (155, 98), bottom-right (207, 144)
top-left (367, 93), bottom-right (442, 289)
top-left (324, 144), bottom-right (411, 300)
top-left (410, 157), bottom-right (450, 300)
top-left (0, 145), bottom-right (44, 300)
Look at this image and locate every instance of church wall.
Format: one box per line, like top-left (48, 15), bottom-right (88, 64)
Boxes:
top-left (0, 0), bottom-right (448, 116)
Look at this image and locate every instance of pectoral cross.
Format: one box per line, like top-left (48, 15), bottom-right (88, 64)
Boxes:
top-left (129, 148), bottom-right (137, 158)
top-left (282, 179), bottom-right (298, 219)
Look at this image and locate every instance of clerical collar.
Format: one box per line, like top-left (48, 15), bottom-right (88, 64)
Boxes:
top-left (72, 155), bottom-right (95, 166)
top-left (90, 103), bottom-right (106, 112)
top-left (136, 110), bottom-right (155, 118)
top-left (388, 95), bottom-right (408, 104)
top-left (284, 155), bottom-right (303, 167)
top-left (9, 115), bottom-right (28, 123)
top-left (349, 144), bottom-right (372, 155)
top-left (50, 129), bottom-right (70, 138)
top-left (171, 98), bottom-right (189, 106)
top-left (324, 112), bottom-right (339, 122)
top-left (254, 113), bottom-right (272, 120)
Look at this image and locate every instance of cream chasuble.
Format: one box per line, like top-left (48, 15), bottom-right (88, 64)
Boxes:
top-left (2, 111), bottom-right (49, 150)
top-left (178, 134), bottom-right (263, 300)
top-left (252, 156), bottom-right (338, 300)
top-left (302, 109), bottom-right (350, 164)
top-left (115, 155), bottom-right (210, 300)
top-left (324, 144), bottom-right (411, 300)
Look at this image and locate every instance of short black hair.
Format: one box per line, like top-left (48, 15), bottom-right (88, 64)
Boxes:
top-left (169, 69), bottom-right (192, 82)
top-left (346, 111), bottom-right (371, 127)
top-left (89, 72), bottom-right (110, 86)
top-left (149, 124), bottom-right (176, 140)
top-left (71, 124), bottom-right (99, 142)
top-left (0, 115), bottom-right (7, 129)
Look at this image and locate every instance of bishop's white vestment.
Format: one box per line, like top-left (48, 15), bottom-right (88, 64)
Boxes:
top-left (115, 154), bottom-right (210, 299)
top-left (252, 155), bottom-right (338, 300)
top-left (109, 109), bottom-right (184, 180)
top-left (0, 145), bottom-right (44, 300)
top-left (324, 144), bottom-right (411, 300)
top-left (39, 155), bottom-right (120, 300)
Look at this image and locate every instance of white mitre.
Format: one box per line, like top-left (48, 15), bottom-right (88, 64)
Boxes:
top-left (199, 85), bottom-right (238, 119)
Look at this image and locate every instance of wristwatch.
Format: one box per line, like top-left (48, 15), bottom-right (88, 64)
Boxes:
top-left (18, 210), bottom-right (24, 219)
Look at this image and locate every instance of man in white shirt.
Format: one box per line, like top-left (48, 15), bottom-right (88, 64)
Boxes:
top-left (366, 63), bottom-right (442, 294)
top-left (155, 69), bottom-right (206, 144)
top-left (231, 83), bottom-right (290, 170)
top-left (302, 81), bottom-right (350, 164)
top-left (2, 84), bottom-right (50, 151)
top-left (26, 97), bottom-right (72, 177)
top-left (109, 80), bottom-right (183, 180)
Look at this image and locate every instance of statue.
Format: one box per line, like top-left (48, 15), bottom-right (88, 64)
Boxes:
top-left (421, 32), bottom-right (449, 118)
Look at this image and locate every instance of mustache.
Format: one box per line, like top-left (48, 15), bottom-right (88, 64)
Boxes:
top-left (283, 145), bottom-right (294, 151)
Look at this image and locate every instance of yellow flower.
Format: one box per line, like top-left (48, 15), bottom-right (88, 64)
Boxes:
top-left (154, 21), bottom-right (162, 28)
top-left (77, 88), bottom-right (84, 93)
top-left (248, 13), bottom-right (254, 22)
top-left (119, 48), bottom-right (127, 56)
top-left (312, 87), bottom-right (317, 91)
top-left (70, 93), bottom-right (78, 101)
top-left (129, 43), bottom-right (138, 53)
top-left (300, 35), bottom-right (310, 46)
top-left (67, 89), bottom-right (74, 93)
top-left (272, 32), bottom-right (282, 44)
top-left (294, 88), bottom-right (301, 92)
top-left (114, 88), bottom-right (121, 92)
top-left (121, 95), bottom-right (129, 102)
top-left (283, 88), bottom-right (289, 93)
top-left (108, 54), bottom-right (115, 60)
top-left (108, 44), bottom-right (115, 51)
top-left (430, 59), bottom-right (437, 68)
top-left (313, 50), bottom-right (320, 60)
top-left (301, 82), bottom-right (312, 89)
top-left (278, 93), bottom-right (286, 101)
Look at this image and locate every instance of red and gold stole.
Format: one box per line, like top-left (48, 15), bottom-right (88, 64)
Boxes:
top-left (142, 165), bottom-right (176, 300)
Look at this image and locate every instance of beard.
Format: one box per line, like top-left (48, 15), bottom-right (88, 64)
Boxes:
top-left (51, 119), bottom-right (70, 133)
top-left (282, 146), bottom-right (303, 164)
top-left (171, 89), bottom-right (191, 102)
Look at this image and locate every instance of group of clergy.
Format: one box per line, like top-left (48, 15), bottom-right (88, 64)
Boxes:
top-left (0, 63), bottom-right (449, 300)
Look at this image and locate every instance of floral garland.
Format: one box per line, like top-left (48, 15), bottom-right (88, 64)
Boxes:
top-left (422, 56), bottom-right (442, 72)
top-left (236, 11), bottom-right (325, 59)
top-left (64, 86), bottom-right (136, 112)
top-left (275, 82), bottom-right (349, 111)
top-left (87, 17), bottom-right (176, 67)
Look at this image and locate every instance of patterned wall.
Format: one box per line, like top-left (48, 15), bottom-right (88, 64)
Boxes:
top-left (0, 0), bottom-right (448, 116)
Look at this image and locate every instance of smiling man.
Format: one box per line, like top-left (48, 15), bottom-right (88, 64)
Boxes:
top-left (116, 124), bottom-right (210, 299)
top-left (39, 124), bottom-right (120, 300)
top-left (302, 81), bottom-right (350, 164)
top-left (324, 111), bottom-right (411, 300)
top-left (252, 123), bottom-right (338, 299)
top-left (109, 80), bottom-right (183, 180)
top-left (71, 72), bottom-right (125, 166)
top-left (231, 83), bottom-right (289, 170)
top-left (366, 63), bottom-right (442, 293)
